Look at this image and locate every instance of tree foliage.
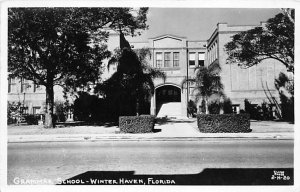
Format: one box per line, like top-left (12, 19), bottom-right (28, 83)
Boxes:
top-left (95, 47), bottom-right (165, 118)
top-left (8, 7), bottom-right (149, 128)
top-left (225, 10), bottom-right (294, 73)
top-left (182, 63), bottom-right (224, 114)
top-left (274, 72), bottom-right (294, 122)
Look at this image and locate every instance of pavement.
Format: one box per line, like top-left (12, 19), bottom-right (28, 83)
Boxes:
top-left (7, 117), bottom-right (294, 143)
top-left (8, 140), bottom-right (294, 185)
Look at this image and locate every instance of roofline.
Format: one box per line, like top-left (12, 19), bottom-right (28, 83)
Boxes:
top-left (149, 34), bottom-right (187, 40)
top-left (207, 27), bottom-right (219, 45)
top-left (188, 40), bottom-right (207, 42)
top-left (225, 22), bottom-right (266, 28)
top-left (207, 21), bottom-right (266, 45)
top-left (129, 41), bottom-right (149, 43)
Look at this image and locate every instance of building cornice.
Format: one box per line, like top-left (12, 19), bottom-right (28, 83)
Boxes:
top-left (149, 34), bottom-right (187, 41)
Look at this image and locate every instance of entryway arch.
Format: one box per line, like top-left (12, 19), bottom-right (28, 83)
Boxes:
top-left (154, 84), bottom-right (182, 117)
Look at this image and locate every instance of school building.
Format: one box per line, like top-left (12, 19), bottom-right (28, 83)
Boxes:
top-left (7, 22), bottom-right (289, 118)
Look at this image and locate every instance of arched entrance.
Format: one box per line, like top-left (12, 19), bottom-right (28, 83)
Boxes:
top-left (155, 85), bottom-right (181, 117)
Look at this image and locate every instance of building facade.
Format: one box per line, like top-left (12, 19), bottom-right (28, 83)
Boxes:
top-left (124, 34), bottom-right (206, 117)
top-left (209, 23), bottom-right (288, 113)
top-left (122, 23), bottom-right (289, 117)
top-left (7, 78), bottom-right (65, 115)
top-left (7, 22), bottom-right (290, 118)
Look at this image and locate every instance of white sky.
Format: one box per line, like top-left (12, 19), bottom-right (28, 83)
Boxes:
top-left (127, 8), bottom-right (281, 42)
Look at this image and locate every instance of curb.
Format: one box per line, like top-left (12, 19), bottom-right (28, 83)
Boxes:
top-left (8, 133), bottom-right (294, 143)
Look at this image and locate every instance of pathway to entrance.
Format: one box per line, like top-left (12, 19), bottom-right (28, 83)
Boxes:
top-left (155, 85), bottom-right (182, 117)
top-left (156, 102), bottom-right (182, 118)
top-left (154, 117), bottom-right (200, 137)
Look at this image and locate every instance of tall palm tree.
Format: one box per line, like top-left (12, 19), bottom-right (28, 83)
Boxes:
top-left (95, 47), bottom-right (165, 117)
top-left (182, 63), bottom-right (224, 114)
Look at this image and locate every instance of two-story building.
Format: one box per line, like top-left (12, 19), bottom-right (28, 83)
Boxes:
top-left (124, 34), bottom-right (207, 117)
top-left (208, 23), bottom-right (289, 113)
top-left (7, 22), bottom-right (290, 118)
top-left (7, 78), bottom-right (65, 115)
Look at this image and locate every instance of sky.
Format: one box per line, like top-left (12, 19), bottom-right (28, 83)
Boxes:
top-left (127, 8), bottom-right (281, 42)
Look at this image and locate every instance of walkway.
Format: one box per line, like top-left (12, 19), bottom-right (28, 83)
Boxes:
top-left (154, 117), bottom-right (200, 137)
top-left (7, 117), bottom-right (294, 142)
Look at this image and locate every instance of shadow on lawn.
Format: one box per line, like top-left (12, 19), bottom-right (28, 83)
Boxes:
top-left (58, 168), bottom-right (293, 185)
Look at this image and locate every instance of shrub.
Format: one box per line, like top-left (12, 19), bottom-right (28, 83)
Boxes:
top-left (54, 101), bottom-right (67, 122)
top-left (7, 101), bottom-right (22, 124)
top-left (197, 114), bottom-right (251, 133)
top-left (280, 95), bottom-right (294, 122)
top-left (245, 99), bottom-right (277, 120)
top-left (208, 100), bottom-right (221, 114)
top-left (206, 97), bottom-right (233, 114)
top-left (222, 98), bottom-right (233, 114)
top-left (244, 99), bottom-right (257, 119)
top-left (24, 114), bottom-right (40, 125)
top-left (187, 100), bottom-right (197, 117)
top-left (119, 115), bottom-right (155, 133)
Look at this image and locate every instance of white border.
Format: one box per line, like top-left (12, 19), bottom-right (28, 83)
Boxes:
top-left (0, 1), bottom-right (299, 192)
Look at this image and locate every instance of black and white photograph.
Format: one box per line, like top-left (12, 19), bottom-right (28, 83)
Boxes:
top-left (0, 0), bottom-right (298, 191)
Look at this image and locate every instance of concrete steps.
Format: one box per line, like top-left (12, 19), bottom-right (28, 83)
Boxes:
top-left (157, 102), bottom-right (182, 118)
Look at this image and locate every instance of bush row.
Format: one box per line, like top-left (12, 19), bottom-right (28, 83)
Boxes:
top-left (24, 114), bottom-right (41, 125)
top-left (119, 115), bottom-right (155, 133)
top-left (24, 114), bottom-right (63, 125)
top-left (197, 114), bottom-right (251, 133)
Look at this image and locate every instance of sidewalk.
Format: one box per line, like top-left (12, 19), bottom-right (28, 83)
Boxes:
top-left (7, 118), bottom-right (294, 143)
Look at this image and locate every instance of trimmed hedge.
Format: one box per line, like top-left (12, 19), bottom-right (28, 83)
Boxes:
top-left (197, 114), bottom-right (251, 133)
top-left (119, 115), bottom-right (155, 133)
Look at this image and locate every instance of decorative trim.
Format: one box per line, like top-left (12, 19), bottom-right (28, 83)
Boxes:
top-left (155, 83), bottom-right (182, 90)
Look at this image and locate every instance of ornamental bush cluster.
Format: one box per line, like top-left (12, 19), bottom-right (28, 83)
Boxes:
top-left (24, 114), bottom-right (41, 125)
top-left (244, 99), bottom-right (277, 120)
top-left (7, 101), bottom-right (22, 124)
top-left (119, 115), bottom-right (155, 133)
top-left (197, 114), bottom-right (251, 133)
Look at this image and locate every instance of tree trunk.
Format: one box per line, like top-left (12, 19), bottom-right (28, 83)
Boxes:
top-left (205, 97), bottom-right (209, 114)
top-left (220, 99), bottom-right (224, 114)
top-left (44, 83), bottom-right (55, 128)
top-left (136, 88), bottom-right (140, 116)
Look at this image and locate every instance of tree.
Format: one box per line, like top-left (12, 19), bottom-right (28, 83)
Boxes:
top-left (95, 47), bottom-right (165, 118)
top-left (225, 10), bottom-right (294, 73)
top-left (8, 8), bottom-right (149, 128)
top-left (275, 72), bottom-right (294, 122)
top-left (281, 8), bottom-right (294, 24)
top-left (182, 63), bottom-right (224, 114)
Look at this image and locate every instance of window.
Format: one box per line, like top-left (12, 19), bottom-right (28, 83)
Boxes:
top-left (198, 52), bottom-right (205, 66)
top-left (164, 52), bottom-right (171, 67)
top-left (33, 107), bottom-right (41, 114)
top-left (173, 52), bottom-right (179, 67)
top-left (21, 78), bottom-right (30, 93)
top-left (189, 52), bottom-right (195, 67)
top-left (8, 77), bottom-right (16, 93)
top-left (21, 107), bottom-right (29, 115)
top-left (214, 42), bottom-right (218, 60)
top-left (34, 84), bottom-right (43, 92)
top-left (156, 52), bottom-right (162, 68)
top-left (232, 104), bottom-right (240, 114)
top-left (232, 52), bottom-right (241, 58)
top-left (189, 87), bottom-right (194, 95)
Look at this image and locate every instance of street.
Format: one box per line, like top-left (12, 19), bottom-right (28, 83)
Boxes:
top-left (7, 139), bottom-right (293, 185)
